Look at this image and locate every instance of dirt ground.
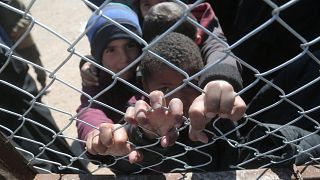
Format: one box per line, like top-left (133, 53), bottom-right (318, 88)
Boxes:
top-left (21, 0), bottom-right (112, 174)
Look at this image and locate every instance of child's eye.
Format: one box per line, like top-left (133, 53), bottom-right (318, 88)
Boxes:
top-left (127, 42), bottom-right (138, 49)
top-left (105, 48), bottom-right (114, 54)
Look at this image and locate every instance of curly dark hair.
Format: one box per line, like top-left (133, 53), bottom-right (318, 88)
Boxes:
top-left (142, 2), bottom-right (197, 43)
top-left (140, 32), bottom-right (203, 81)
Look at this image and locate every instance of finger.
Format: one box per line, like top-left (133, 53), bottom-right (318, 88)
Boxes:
top-left (81, 63), bottom-right (99, 86)
top-left (219, 90), bottom-right (236, 115)
top-left (204, 81), bottom-right (222, 117)
top-left (125, 106), bottom-right (137, 125)
top-left (168, 98), bottom-right (184, 128)
top-left (135, 100), bottom-right (151, 126)
top-left (99, 124), bottom-right (114, 147)
top-left (189, 126), bottom-right (208, 143)
top-left (82, 78), bottom-right (98, 87)
top-left (128, 150), bottom-right (144, 164)
top-left (152, 98), bottom-right (180, 136)
top-left (86, 131), bottom-right (98, 155)
top-left (85, 71), bottom-right (99, 85)
top-left (92, 132), bottom-right (108, 155)
top-left (161, 127), bottom-right (179, 147)
top-left (189, 95), bottom-right (207, 131)
top-left (106, 125), bottom-right (135, 156)
top-left (111, 124), bottom-right (130, 154)
top-left (81, 71), bottom-right (98, 86)
top-left (188, 95), bottom-right (209, 143)
top-left (149, 90), bottom-right (166, 109)
top-left (228, 96), bottom-right (246, 121)
top-left (89, 64), bottom-right (98, 76)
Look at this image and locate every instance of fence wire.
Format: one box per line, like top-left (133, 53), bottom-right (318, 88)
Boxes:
top-left (0, 0), bottom-right (320, 175)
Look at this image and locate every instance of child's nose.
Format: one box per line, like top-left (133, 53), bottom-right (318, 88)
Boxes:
top-left (119, 50), bottom-right (131, 64)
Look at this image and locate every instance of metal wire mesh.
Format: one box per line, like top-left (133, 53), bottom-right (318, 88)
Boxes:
top-left (0, 0), bottom-right (319, 174)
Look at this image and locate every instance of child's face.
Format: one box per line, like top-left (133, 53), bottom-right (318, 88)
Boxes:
top-left (101, 39), bottom-right (140, 80)
top-left (139, 0), bottom-right (168, 17)
top-left (143, 66), bottom-right (200, 116)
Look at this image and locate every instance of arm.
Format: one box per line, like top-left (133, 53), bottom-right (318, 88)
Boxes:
top-left (76, 107), bottom-right (113, 141)
top-left (77, 82), bottom-right (132, 152)
top-left (77, 85), bottom-right (146, 173)
top-left (191, 2), bottom-right (243, 91)
top-left (199, 32), bottom-right (243, 91)
top-left (186, 4), bottom-right (245, 143)
top-left (78, 103), bottom-right (174, 173)
top-left (77, 81), bottom-right (127, 150)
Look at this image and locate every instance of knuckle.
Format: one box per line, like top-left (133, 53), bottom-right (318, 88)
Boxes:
top-left (99, 123), bottom-right (110, 129)
top-left (188, 108), bottom-right (203, 120)
top-left (206, 81), bottom-right (220, 88)
top-left (221, 83), bottom-right (234, 92)
top-left (150, 90), bottom-right (163, 97)
top-left (135, 100), bottom-right (147, 107)
top-left (206, 81), bottom-right (234, 92)
top-left (220, 106), bottom-right (233, 114)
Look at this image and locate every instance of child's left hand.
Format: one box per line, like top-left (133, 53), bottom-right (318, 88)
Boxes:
top-left (188, 80), bottom-right (246, 143)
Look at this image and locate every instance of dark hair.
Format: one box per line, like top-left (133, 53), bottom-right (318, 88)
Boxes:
top-left (140, 32), bottom-right (203, 81)
top-left (142, 2), bottom-right (197, 42)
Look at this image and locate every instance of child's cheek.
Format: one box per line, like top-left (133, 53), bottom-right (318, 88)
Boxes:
top-left (120, 68), bottom-right (136, 80)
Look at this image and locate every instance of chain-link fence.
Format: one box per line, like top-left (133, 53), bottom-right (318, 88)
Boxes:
top-left (0, 0), bottom-right (320, 176)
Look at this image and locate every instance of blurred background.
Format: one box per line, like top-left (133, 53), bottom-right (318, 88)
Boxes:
top-left (20, 0), bottom-right (111, 174)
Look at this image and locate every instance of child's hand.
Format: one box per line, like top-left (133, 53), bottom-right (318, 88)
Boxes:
top-left (85, 123), bottom-right (142, 163)
top-left (125, 91), bottom-right (184, 147)
top-left (81, 62), bottom-right (99, 86)
top-left (188, 80), bottom-right (246, 143)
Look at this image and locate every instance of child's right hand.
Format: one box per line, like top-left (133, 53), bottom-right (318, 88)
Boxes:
top-left (85, 123), bottom-right (142, 163)
top-left (81, 62), bottom-right (99, 86)
top-left (125, 91), bottom-right (184, 147)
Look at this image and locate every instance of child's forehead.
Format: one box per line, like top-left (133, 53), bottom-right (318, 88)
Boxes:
top-left (140, 0), bottom-right (168, 4)
top-left (149, 66), bottom-right (183, 81)
top-left (106, 38), bottom-right (134, 47)
top-left (147, 59), bottom-right (196, 77)
top-left (147, 65), bottom-right (199, 92)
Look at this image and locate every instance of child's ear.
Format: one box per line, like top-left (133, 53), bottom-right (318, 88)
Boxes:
top-left (195, 34), bottom-right (202, 45)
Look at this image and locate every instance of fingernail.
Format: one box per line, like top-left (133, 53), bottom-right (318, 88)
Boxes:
top-left (161, 137), bottom-right (168, 148)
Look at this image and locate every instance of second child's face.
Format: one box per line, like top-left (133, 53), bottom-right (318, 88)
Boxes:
top-left (143, 66), bottom-right (200, 116)
top-left (101, 39), bottom-right (140, 80)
